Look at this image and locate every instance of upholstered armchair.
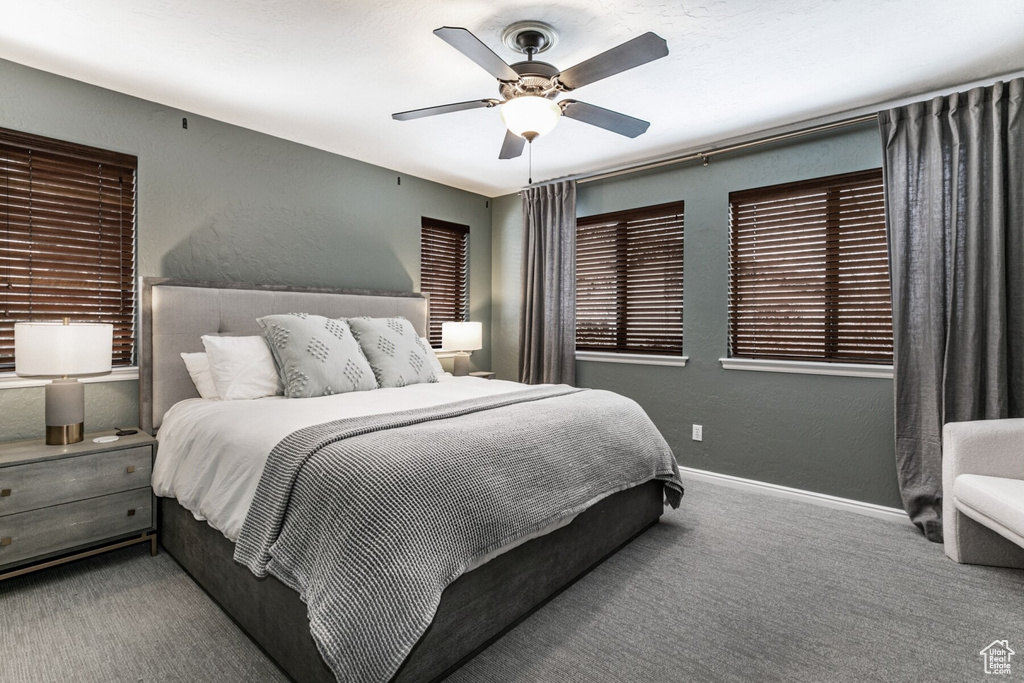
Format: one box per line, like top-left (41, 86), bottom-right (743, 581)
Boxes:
top-left (943, 418), bottom-right (1024, 568)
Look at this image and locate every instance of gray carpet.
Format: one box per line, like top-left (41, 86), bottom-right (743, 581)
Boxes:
top-left (2, 479), bottom-right (1022, 682)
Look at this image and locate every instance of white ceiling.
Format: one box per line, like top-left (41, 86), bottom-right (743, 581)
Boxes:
top-left (2, 1), bottom-right (1023, 197)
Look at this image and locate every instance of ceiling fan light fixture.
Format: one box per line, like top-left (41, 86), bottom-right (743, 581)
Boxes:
top-left (501, 96), bottom-right (561, 141)
top-left (393, 26), bottom-right (667, 160)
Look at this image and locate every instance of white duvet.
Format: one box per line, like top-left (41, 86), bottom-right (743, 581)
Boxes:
top-left (153, 375), bottom-right (535, 542)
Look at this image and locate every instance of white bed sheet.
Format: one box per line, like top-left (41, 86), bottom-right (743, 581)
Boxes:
top-left (153, 375), bottom-right (570, 549)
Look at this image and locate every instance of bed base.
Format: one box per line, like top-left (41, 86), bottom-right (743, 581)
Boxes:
top-left (160, 481), bottom-right (664, 682)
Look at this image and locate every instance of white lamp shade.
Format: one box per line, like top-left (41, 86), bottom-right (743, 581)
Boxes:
top-left (500, 96), bottom-right (561, 139)
top-left (14, 322), bottom-right (113, 377)
top-left (441, 321), bottom-right (483, 352)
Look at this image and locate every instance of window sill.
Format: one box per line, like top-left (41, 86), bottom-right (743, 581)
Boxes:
top-left (0, 366), bottom-right (140, 390)
top-left (718, 358), bottom-right (892, 379)
top-left (576, 351), bottom-right (688, 368)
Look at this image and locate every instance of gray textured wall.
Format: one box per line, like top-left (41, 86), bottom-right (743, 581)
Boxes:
top-left (490, 123), bottom-right (902, 509)
top-left (490, 193), bottom-right (524, 383)
top-left (0, 58), bottom-right (491, 441)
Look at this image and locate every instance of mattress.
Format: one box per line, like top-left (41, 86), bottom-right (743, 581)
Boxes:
top-left (152, 375), bottom-right (576, 564)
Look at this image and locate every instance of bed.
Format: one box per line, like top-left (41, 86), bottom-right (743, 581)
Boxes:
top-left (140, 277), bottom-right (680, 682)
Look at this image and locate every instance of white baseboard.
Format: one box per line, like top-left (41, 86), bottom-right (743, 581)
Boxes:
top-left (677, 465), bottom-right (912, 525)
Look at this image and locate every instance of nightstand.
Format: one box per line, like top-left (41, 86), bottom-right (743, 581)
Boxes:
top-left (0, 430), bottom-right (157, 581)
top-left (469, 371), bottom-right (496, 380)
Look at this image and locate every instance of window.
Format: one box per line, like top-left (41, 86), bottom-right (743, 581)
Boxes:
top-left (576, 201), bottom-right (684, 355)
top-left (0, 128), bottom-right (137, 372)
top-left (728, 169), bottom-right (891, 364)
top-left (420, 217), bottom-right (469, 347)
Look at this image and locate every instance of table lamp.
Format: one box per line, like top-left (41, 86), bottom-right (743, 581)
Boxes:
top-left (441, 321), bottom-right (482, 377)
top-left (15, 319), bottom-right (113, 445)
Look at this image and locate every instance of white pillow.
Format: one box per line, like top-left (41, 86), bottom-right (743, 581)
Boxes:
top-left (201, 335), bottom-right (283, 400)
top-left (180, 352), bottom-right (220, 399)
top-left (420, 337), bottom-right (446, 377)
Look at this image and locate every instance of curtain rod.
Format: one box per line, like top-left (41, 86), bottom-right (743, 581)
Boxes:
top-left (577, 113), bottom-right (878, 185)
top-left (524, 70), bottom-right (1024, 191)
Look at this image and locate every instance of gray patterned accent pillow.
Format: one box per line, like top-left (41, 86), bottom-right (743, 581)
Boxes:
top-left (347, 317), bottom-right (438, 388)
top-left (257, 314), bottom-right (378, 398)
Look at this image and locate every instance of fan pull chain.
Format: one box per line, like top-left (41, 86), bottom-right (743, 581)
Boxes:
top-left (528, 141), bottom-right (533, 185)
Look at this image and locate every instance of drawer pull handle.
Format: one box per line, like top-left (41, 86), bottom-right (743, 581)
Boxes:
top-left (127, 509), bottom-right (136, 517)
top-left (0, 488), bottom-right (10, 497)
top-left (126, 466), bottom-right (136, 474)
top-left (0, 537), bottom-right (10, 547)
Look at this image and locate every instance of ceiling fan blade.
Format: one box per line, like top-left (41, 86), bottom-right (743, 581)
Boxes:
top-left (392, 99), bottom-right (498, 121)
top-left (560, 100), bottom-right (651, 138)
top-left (556, 32), bottom-right (668, 91)
top-left (498, 129), bottom-right (526, 159)
top-left (434, 27), bottom-right (520, 82)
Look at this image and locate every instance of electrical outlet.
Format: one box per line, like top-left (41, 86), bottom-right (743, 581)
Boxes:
top-left (692, 424), bottom-right (703, 442)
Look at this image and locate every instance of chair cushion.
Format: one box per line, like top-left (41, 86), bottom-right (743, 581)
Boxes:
top-left (953, 474), bottom-right (1024, 546)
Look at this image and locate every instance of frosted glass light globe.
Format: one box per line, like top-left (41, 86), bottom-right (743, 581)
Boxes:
top-left (500, 96), bottom-right (561, 140)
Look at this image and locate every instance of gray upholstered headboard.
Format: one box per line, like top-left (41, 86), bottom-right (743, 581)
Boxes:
top-left (139, 278), bottom-right (429, 434)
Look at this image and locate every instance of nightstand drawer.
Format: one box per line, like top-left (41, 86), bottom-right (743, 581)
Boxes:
top-left (0, 446), bottom-right (152, 516)
top-left (0, 488), bottom-right (152, 568)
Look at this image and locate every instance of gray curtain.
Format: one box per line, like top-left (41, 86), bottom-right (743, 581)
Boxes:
top-left (879, 78), bottom-right (1024, 542)
top-left (519, 180), bottom-right (577, 385)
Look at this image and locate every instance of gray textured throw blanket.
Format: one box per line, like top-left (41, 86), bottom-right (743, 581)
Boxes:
top-left (235, 385), bottom-right (682, 683)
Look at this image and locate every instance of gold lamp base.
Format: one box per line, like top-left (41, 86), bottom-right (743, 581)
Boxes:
top-left (44, 378), bottom-right (85, 445)
top-left (46, 423), bottom-right (84, 445)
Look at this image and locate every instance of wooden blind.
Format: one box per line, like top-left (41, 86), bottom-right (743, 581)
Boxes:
top-left (0, 128), bottom-right (137, 371)
top-left (576, 201), bottom-right (684, 355)
top-left (421, 217), bottom-right (469, 346)
top-left (728, 169), bottom-right (891, 364)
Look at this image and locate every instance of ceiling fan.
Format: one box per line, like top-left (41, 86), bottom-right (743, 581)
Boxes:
top-left (392, 22), bottom-right (669, 160)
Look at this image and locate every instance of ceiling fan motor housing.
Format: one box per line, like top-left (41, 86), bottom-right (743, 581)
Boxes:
top-left (500, 62), bottom-right (560, 100)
